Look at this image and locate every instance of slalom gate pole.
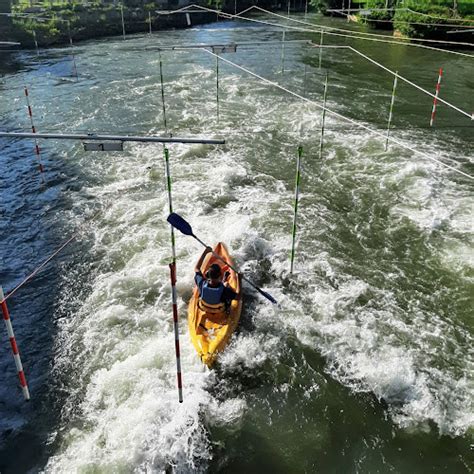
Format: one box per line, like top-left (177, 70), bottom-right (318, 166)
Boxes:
top-left (348, 0), bottom-right (351, 21)
top-left (287, 0), bottom-right (290, 17)
top-left (33, 30), bottom-right (39, 56)
top-left (319, 74), bottom-right (328, 159)
top-left (430, 68), bottom-right (443, 127)
top-left (121, 3), bottom-right (126, 40)
top-left (216, 53), bottom-right (219, 123)
top-left (163, 147), bottom-right (183, 403)
top-left (149, 12), bottom-right (152, 35)
top-left (0, 286), bottom-right (30, 401)
top-left (67, 21), bottom-right (79, 81)
top-left (305, 0), bottom-right (308, 20)
top-left (24, 86), bottom-right (45, 180)
top-left (290, 145), bottom-right (303, 274)
top-left (159, 52), bottom-right (168, 134)
top-left (280, 30), bottom-right (286, 74)
top-left (318, 30), bottom-right (324, 69)
top-left (385, 71), bottom-right (398, 151)
top-left (303, 63), bottom-right (307, 96)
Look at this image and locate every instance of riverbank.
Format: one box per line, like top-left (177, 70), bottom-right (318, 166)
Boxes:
top-left (350, 0), bottom-right (474, 44)
top-left (7, 0), bottom-right (283, 48)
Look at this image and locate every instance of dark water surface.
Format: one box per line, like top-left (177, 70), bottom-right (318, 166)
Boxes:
top-left (0, 12), bottom-right (473, 473)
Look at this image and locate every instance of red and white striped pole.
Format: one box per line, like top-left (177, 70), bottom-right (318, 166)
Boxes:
top-left (24, 86), bottom-right (45, 179)
top-left (0, 286), bottom-right (30, 401)
top-left (430, 68), bottom-right (443, 127)
top-left (168, 262), bottom-right (183, 403)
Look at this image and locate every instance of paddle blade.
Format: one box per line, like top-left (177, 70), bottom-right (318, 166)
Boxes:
top-left (167, 213), bottom-right (194, 236)
top-left (256, 287), bottom-right (278, 305)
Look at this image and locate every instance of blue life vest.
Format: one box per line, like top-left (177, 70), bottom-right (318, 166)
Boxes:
top-left (201, 281), bottom-right (224, 305)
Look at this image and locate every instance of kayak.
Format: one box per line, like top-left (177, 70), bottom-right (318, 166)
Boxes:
top-left (188, 242), bottom-right (242, 367)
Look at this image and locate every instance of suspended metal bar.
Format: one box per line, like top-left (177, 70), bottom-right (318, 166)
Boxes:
top-left (152, 40), bottom-right (310, 51)
top-left (0, 132), bottom-right (225, 145)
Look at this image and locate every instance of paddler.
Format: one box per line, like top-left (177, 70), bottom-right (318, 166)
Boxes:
top-left (194, 246), bottom-right (241, 312)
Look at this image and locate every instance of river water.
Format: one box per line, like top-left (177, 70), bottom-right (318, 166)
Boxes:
top-left (0, 12), bottom-right (473, 473)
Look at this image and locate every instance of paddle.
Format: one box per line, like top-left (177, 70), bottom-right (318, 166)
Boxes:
top-left (167, 212), bottom-right (278, 305)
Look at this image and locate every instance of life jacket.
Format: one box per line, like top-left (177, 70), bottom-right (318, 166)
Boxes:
top-left (199, 281), bottom-right (225, 313)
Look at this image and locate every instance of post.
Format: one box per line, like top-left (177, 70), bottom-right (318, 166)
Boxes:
top-left (0, 287), bottom-right (30, 401)
top-left (385, 71), bottom-right (398, 151)
top-left (24, 86), bottom-right (45, 180)
top-left (33, 30), bottom-right (39, 56)
top-left (318, 30), bottom-right (324, 70)
top-left (430, 68), bottom-right (443, 127)
top-left (290, 145), bottom-right (303, 274)
top-left (216, 53), bottom-right (220, 123)
top-left (159, 52), bottom-right (168, 134)
top-left (149, 11), bottom-right (152, 35)
top-left (280, 30), bottom-right (286, 74)
top-left (319, 74), bottom-right (328, 159)
top-left (121, 3), bottom-right (126, 40)
top-left (163, 148), bottom-right (183, 403)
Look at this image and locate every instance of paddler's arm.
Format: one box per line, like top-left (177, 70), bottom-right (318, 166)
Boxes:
top-left (223, 273), bottom-right (242, 300)
top-left (194, 246), bottom-right (212, 273)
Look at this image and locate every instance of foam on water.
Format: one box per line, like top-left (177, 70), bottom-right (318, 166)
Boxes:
top-left (2, 22), bottom-right (470, 471)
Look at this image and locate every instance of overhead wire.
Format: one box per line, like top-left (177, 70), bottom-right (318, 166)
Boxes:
top-left (201, 48), bottom-right (473, 181)
top-left (170, 4), bottom-right (474, 58)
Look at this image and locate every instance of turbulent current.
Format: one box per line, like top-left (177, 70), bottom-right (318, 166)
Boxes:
top-left (0, 13), bottom-right (473, 473)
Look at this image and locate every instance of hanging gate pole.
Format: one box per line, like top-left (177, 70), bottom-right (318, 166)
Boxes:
top-left (318, 29), bottom-right (324, 70)
top-left (159, 52), bottom-right (168, 133)
top-left (290, 145), bottom-right (303, 274)
top-left (67, 21), bottom-right (79, 81)
top-left (32, 30), bottom-right (39, 56)
top-left (319, 74), bottom-right (328, 159)
top-left (24, 86), bottom-right (45, 180)
top-left (121, 3), bottom-right (126, 40)
top-left (216, 53), bottom-right (220, 122)
top-left (430, 68), bottom-right (443, 127)
top-left (280, 30), bottom-right (286, 74)
top-left (163, 147), bottom-right (183, 403)
top-left (385, 71), bottom-right (398, 151)
top-left (149, 11), bottom-right (152, 35)
top-left (0, 287), bottom-right (30, 401)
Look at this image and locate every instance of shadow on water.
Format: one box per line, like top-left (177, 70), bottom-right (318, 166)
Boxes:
top-left (0, 128), bottom-right (99, 471)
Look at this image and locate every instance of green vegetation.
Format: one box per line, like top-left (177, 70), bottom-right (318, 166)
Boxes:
top-left (315, 0), bottom-right (474, 40)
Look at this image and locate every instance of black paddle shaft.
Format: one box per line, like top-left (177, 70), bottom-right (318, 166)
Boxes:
top-left (167, 213), bottom-right (278, 305)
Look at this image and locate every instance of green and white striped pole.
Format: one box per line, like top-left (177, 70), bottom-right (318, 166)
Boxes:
top-left (385, 71), bottom-right (398, 151)
top-left (319, 74), bottom-right (328, 159)
top-left (216, 53), bottom-right (219, 123)
top-left (159, 51), bottom-right (168, 134)
top-left (121, 3), bottom-right (126, 40)
top-left (318, 29), bottom-right (324, 70)
top-left (290, 145), bottom-right (303, 274)
top-left (163, 147), bottom-right (183, 403)
top-left (280, 30), bottom-right (286, 74)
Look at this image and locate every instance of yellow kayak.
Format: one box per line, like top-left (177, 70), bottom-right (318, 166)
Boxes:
top-left (188, 242), bottom-right (242, 367)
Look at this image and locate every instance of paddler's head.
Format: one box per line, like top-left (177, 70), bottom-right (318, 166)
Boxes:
top-left (206, 264), bottom-right (222, 287)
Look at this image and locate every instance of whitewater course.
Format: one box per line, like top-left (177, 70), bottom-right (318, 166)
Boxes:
top-left (0, 7), bottom-right (473, 473)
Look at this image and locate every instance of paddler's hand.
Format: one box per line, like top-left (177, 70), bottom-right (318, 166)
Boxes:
top-left (205, 246), bottom-right (213, 254)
